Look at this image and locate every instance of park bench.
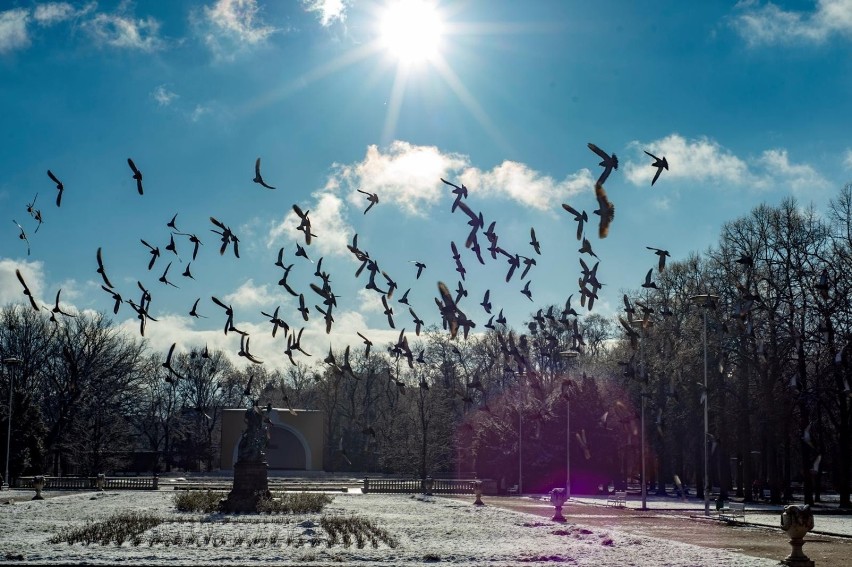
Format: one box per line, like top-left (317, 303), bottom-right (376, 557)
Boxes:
top-left (717, 502), bottom-right (746, 522)
top-left (507, 484), bottom-right (519, 495)
top-left (607, 490), bottom-right (627, 507)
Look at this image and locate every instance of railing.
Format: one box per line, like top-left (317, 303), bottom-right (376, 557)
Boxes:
top-left (363, 477), bottom-right (497, 495)
top-left (15, 476), bottom-right (159, 490)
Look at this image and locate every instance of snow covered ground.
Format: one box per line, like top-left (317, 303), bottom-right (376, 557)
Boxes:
top-left (0, 489), bottom-right (782, 566)
top-left (569, 494), bottom-right (852, 537)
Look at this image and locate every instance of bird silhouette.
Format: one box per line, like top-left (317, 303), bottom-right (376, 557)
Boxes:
top-left (440, 177), bottom-right (468, 212)
top-left (357, 189), bottom-right (379, 214)
top-left (561, 203), bottom-right (588, 241)
top-left (357, 331), bottom-right (373, 359)
top-left (382, 294), bottom-right (396, 329)
top-left (140, 239), bottom-right (161, 270)
top-left (95, 247), bottom-right (115, 289)
top-left (167, 213), bottom-right (179, 231)
top-left (211, 295), bottom-right (235, 334)
top-left (587, 142), bottom-right (619, 185)
top-left (398, 288), bottom-right (411, 306)
top-left (578, 237), bottom-right (597, 258)
top-left (644, 150), bottom-right (669, 186)
top-left (520, 280), bottom-right (533, 301)
top-left (642, 268), bottom-right (658, 290)
top-left (480, 289), bottom-right (492, 313)
top-left (239, 334), bottom-right (264, 364)
top-left (409, 307), bottom-right (424, 335)
top-left (181, 262), bottom-right (194, 279)
top-left (12, 220), bottom-right (31, 255)
top-left (158, 262), bottom-right (179, 288)
top-left (297, 294), bottom-right (310, 321)
top-left (165, 234), bottom-right (178, 256)
top-left (15, 269), bottom-right (40, 311)
top-left (253, 157), bottom-right (276, 189)
top-left (127, 158), bottom-right (143, 195)
top-left (593, 183), bottom-right (615, 238)
top-left (410, 260), bottom-right (426, 279)
top-left (646, 247), bottom-right (670, 272)
top-left (175, 232), bottom-right (202, 261)
top-left (496, 308), bottom-right (507, 326)
top-left (51, 288), bottom-right (75, 319)
top-left (295, 243), bottom-right (312, 262)
top-left (261, 305), bottom-right (288, 337)
top-left (189, 297), bottom-right (207, 318)
top-left (47, 170), bottom-right (64, 206)
top-left (292, 204), bottom-right (314, 244)
top-left (93, 282), bottom-right (121, 314)
top-left (529, 227), bottom-right (541, 255)
top-left (162, 343), bottom-right (184, 382)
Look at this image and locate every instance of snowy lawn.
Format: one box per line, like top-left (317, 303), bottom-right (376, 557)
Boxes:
top-left (0, 490), bottom-right (778, 565)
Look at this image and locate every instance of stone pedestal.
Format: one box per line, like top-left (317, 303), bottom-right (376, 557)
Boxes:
top-left (780, 504), bottom-right (815, 567)
top-left (473, 480), bottom-right (484, 506)
top-left (550, 488), bottom-right (567, 522)
top-left (220, 461), bottom-right (271, 513)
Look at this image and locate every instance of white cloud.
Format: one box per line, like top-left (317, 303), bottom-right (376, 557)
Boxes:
top-left (152, 85), bottom-right (178, 106)
top-left (190, 104), bottom-right (211, 122)
top-left (82, 12), bottom-right (164, 51)
top-left (843, 148), bottom-right (852, 170)
top-left (757, 148), bottom-right (830, 192)
top-left (732, 0), bottom-right (852, 45)
top-left (267, 140), bottom-right (595, 261)
top-left (624, 134), bottom-right (828, 193)
top-left (302, 0), bottom-right (348, 27)
top-left (33, 2), bottom-right (95, 26)
top-left (0, 8), bottom-right (30, 53)
top-left (223, 278), bottom-right (279, 309)
top-left (338, 141), bottom-right (468, 216)
top-left (0, 258), bottom-right (46, 308)
top-left (459, 161), bottom-right (592, 211)
top-left (197, 0), bottom-right (277, 61)
top-left (625, 134), bottom-right (751, 186)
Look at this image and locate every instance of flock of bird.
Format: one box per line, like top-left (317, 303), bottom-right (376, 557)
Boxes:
top-left (10, 146), bottom-right (677, 411)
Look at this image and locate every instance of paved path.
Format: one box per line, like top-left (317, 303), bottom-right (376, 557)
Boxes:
top-left (473, 494), bottom-right (852, 567)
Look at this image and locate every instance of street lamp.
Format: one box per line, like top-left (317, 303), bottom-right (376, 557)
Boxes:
top-left (515, 370), bottom-right (526, 496)
top-left (629, 320), bottom-right (654, 511)
top-left (690, 293), bottom-right (719, 517)
top-left (3, 357), bottom-right (22, 490)
top-left (559, 351), bottom-right (579, 500)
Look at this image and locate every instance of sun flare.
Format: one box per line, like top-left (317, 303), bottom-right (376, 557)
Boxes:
top-left (380, 0), bottom-right (444, 64)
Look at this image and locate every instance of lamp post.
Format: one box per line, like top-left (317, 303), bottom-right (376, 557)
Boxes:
top-left (629, 320), bottom-right (653, 511)
top-left (559, 351), bottom-right (579, 499)
top-left (3, 357), bottom-right (22, 489)
top-left (516, 370), bottom-right (525, 496)
top-left (690, 293), bottom-right (718, 517)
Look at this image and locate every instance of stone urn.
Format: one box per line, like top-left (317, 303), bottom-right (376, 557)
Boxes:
top-left (423, 476), bottom-right (434, 496)
top-left (473, 479), bottom-right (484, 506)
top-left (96, 473), bottom-right (105, 491)
top-left (31, 475), bottom-right (45, 500)
top-left (780, 504), bottom-right (815, 567)
top-left (550, 487), bottom-right (567, 522)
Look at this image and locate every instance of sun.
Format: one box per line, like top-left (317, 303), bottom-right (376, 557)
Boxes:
top-left (379, 0), bottom-right (444, 64)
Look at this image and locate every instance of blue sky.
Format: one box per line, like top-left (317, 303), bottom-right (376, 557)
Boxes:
top-left (1, 0), bottom-right (851, 370)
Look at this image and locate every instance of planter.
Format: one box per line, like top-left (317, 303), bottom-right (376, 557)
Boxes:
top-left (549, 488), bottom-right (567, 522)
top-left (32, 475), bottom-right (45, 500)
top-left (780, 504), bottom-right (815, 567)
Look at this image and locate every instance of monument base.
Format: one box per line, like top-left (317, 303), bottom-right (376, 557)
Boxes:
top-left (220, 460), bottom-right (272, 513)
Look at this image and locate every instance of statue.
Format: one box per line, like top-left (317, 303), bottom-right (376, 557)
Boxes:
top-left (221, 400), bottom-right (273, 513)
top-left (237, 402), bottom-right (270, 463)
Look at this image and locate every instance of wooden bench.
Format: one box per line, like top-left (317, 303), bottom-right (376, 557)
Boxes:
top-left (607, 490), bottom-right (627, 507)
top-left (507, 484), bottom-right (519, 496)
top-left (717, 502), bottom-right (746, 522)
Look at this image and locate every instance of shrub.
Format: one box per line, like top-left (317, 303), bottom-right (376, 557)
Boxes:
top-left (49, 511), bottom-right (163, 546)
top-left (173, 490), bottom-right (226, 513)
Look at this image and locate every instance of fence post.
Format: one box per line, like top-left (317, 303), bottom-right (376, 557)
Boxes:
top-left (363, 478), bottom-right (370, 494)
top-left (152, 474), bottom-right (158, 490)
